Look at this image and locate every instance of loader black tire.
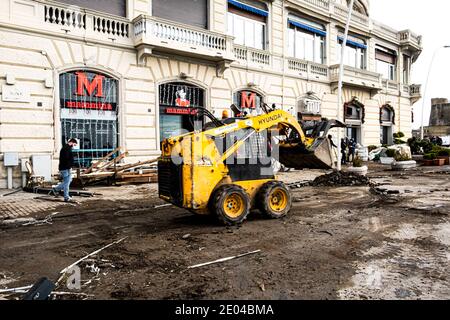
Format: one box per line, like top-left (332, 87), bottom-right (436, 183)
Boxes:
top-left (210, 184), bottom-right (250, 226)
top-left (257, 181), bottom-right (292, 219)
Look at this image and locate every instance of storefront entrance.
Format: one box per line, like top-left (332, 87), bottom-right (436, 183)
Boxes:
top-left (158, 82), bottom-right (205, 142)
top-left (60, 70), bottom-right (119, 168)
top-left (380, 105), bottom-right (395, 145)
top-left (344, 99), bottom-right (365, 144)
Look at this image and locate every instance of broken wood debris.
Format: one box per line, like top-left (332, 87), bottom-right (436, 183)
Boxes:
top-left (0, 285), bottom-right (33, 294)
top-left (56, 237), bottom-right (127, 286)
top-left (75, 148), bottom-right (158, 186)
top-left (187, 250), bottom-right (262, 269)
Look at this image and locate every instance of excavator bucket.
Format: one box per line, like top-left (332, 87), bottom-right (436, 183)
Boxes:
top-left (279, 137), bottom-right (335, 170)
top-left (278, 119), bottom-right (344, 170)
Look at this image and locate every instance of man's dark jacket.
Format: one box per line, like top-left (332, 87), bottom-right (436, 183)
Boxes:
top-left (59, 144), bottom-right (74, 171)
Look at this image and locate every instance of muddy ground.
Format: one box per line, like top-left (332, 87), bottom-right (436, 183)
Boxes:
top-left (0, 164), bottom-right (449, 300)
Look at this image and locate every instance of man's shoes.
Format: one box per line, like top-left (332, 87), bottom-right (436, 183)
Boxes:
top-left (50, 188), bottom-right (59, 197)
top-left (64, 197), bottom-right (73, 203)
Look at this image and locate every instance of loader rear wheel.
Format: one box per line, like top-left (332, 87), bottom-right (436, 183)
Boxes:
top-left (211, 185), bottom-right (250, 225)
top-left (257, 181), bottom-right (292, 219)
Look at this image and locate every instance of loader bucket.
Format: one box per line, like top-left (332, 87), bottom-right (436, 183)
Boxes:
top-left (278, 137), bottom-right (336, 170)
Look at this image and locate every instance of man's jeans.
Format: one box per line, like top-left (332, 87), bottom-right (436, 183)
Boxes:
top-left (54, 169), bottom-right (72, 200)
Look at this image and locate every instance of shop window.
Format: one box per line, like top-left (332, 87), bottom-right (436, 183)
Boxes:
top-left (287, 15), bottom-right (326, 64)
top-left (159, 82), bottom-right (205, 142)
top-left (227, 0), bottom-right (268, 50)
top-left (60, 70), bottom-right (119, 168)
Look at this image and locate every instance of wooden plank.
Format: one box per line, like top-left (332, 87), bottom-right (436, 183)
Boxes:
top-left (96, 152), bottom-right (129, 172)
top-left (114, 158), bottom-right (158, 173)
top-left (83, 147), bottom-right (122, 174)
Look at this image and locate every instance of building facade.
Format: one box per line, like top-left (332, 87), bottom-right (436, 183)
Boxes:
top-left (424, 98), bottom-right (450, 137)
top-left (0, 0), bottom-right (422, 188)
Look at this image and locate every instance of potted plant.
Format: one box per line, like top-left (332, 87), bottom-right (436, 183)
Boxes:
top-left (346, 155), bottom-right (368, 176)
top-left (423, 153), bottom-right (437, 166)
top-left (437, 149), bottom-right (450, 165)
top-left (380, 149), bottom-right (396, 165)
top-left (392, 154), bottom-right (417, 171)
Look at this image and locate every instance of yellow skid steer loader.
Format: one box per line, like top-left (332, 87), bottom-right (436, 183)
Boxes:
top-left (158, 105), bottom-right (344, 225)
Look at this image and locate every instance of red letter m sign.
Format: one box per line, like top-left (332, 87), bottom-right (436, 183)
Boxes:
top-left (241, 91), bottom-right (256, 109)
top-left (75, 72), bottom-right (104, 97)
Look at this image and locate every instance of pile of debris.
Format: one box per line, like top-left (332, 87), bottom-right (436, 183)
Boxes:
top-left (310, 171), bottom-right (372, 187)
top-left (75, 148), bottom-right (158, 187)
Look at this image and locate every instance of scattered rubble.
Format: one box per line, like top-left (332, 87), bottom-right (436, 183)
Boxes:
top-left (310, 171), bottom-right (372, 187)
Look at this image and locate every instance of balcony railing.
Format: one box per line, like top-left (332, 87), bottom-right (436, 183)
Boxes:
top-left (0, 0), bottom-right (132, 45)
top-left (134, 15), bottom-right (233, 61)
top-left (286, 57), bottom-right (328, 80)
top-left (233, 45), bottom-right (271, 67)
top-left (330, 65), bottom-right (383, 91)
top-left (382, 80), bottom-right (400, 92)
top-left (410, 84), bottom-right (422, 96)
top-left (399, 30), bottom-right (423, 49)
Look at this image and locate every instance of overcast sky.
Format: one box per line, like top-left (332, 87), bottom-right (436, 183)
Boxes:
top-left (370, 0), bottom-right (450, 129)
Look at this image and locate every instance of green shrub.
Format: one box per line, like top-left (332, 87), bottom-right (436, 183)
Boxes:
top-left (424, 153), bottom-right (437, 160)
top-left (353, 156), bottom-right (363, 167)
top-left (408, 138), bottom-right (421, 154)
top-left (419, 139), bottom-right (434, 153)
top-left (394, 154), bottom-right (412, 162)
top-left (438, 149), bottom-right (450, 157)
top-left (385, 149), bottom-right (396, 158)
top-left (393, 133), bottom-right (406, 144)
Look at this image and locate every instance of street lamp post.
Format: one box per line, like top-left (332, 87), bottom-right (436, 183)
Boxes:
top-left (336, 0), bottom-right (355, 171)
top-left (420, 45), bottom-right (450, 139)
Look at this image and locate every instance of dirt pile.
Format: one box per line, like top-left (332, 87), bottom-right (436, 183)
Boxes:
top-left (310, 171), bottom-right (372, 187)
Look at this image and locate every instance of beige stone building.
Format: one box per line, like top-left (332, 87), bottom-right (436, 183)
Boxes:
top-left (0, 0), bottom-right (422, 188)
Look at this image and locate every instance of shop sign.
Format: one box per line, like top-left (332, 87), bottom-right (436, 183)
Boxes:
top-left (165, 107), bottom-right (198, 115)
top-left (60, 71), bottom-right (118, 113)
top-left (2, 85), bottom-right (31, 102)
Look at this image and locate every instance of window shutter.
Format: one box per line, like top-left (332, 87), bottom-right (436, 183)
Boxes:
top-left (153, 0), bottom-right (208, 29)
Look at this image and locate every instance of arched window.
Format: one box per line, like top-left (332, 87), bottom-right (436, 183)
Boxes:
top-left (344, 100), bottom-right (365, 123)
top-left (344, 98), bottom-right (365, 143)
top-left (297, 92), bottom-right (322, 121)
top-left (60, 70), bottom-right (119, 168)
top-left (158, 82), bottom-right (206, 142)
top-left (233, 89), bottom-right (265, 116)
top-left (380, 105), bottom-right (395, 124)
top-left (380, 104), bottom-right (395, 145)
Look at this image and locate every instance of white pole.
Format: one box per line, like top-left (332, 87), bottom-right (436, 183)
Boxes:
top-left (7, 167), bottom-right (13, 189)
top-left (336, 0), bottom-right (355, 171)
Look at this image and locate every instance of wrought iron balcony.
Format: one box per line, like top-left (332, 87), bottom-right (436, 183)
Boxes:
top-left (133, 15), bottom-right (234, 63)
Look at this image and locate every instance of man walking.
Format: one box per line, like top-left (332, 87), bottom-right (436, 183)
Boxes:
top-left (52, 138), bottom-right (77, 202)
